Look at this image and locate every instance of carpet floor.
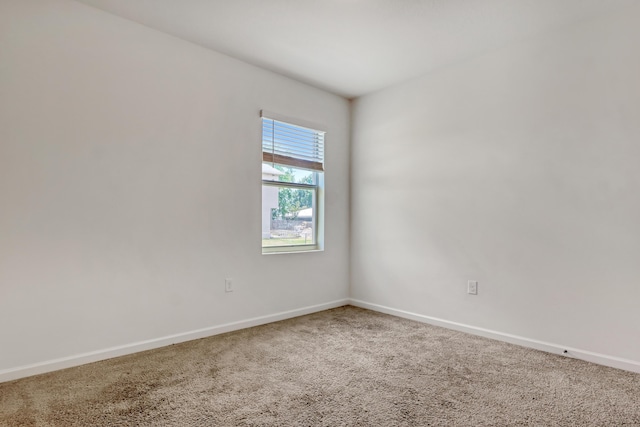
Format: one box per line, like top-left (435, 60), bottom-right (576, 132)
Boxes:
top-left (1, 306), bottom-right (639, 426)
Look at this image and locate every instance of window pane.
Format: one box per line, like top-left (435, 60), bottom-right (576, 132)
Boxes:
top-left (262, 163), bottom-right (315, 184)
top-left (262, 185), bottom-right (315, 247)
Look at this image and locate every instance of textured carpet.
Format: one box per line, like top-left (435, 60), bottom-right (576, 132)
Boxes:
top-left (1, 306), bottom-right (639, 426)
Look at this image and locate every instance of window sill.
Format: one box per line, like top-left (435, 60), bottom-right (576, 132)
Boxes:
top-left (262, 247), bottom-right (323, 255)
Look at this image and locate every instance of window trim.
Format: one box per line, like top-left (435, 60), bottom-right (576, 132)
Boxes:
top-left (260, 111), bottom-right (325, 254)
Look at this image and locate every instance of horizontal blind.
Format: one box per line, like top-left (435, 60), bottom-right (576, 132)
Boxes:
top-left (262, 117), bottom-right (325, 172)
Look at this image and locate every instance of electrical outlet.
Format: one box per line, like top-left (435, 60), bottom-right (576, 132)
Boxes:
top-left (225, 278), bottom-right (233, 293)
top-left (467, 280), bottom-right (478, 295)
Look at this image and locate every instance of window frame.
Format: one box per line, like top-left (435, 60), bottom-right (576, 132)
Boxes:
top-left (260, 111), bottom-right (325, 254)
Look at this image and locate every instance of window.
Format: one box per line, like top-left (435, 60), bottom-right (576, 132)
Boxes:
top-left (261, 111), bottom-right (325, 253)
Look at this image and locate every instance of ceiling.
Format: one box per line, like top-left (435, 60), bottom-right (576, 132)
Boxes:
top-left (75, 0), bottom-right (633, 99)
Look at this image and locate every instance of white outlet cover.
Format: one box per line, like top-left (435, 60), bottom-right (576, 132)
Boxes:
top-left (468, 280), bottom-right (478, 295)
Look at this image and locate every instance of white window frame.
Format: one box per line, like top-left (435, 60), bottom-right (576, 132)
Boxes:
top-left (261, 110), bottom-right (325, 254)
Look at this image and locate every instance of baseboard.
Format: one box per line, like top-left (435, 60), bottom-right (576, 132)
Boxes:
top-left (349, 299), bottom-right (640, 374)
top-left (0, 299), bottom-right (350, 384)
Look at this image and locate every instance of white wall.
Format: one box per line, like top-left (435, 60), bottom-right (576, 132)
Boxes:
top-left (351, 5), bottom-right (640, 366)
top-left (0, 0), bottom-right (349, 376)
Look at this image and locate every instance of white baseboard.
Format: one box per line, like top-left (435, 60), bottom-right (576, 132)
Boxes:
top-left (0, 299), bottom-right (350, 384)
top-left (349, 299), bottom-right (640, 374)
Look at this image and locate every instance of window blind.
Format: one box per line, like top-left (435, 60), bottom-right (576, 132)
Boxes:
top-left (262, 117), bottom-right (325, 172)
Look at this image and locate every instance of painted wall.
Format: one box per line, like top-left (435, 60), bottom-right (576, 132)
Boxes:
top-left (0, 0), bottom-right (350, 374)
top-left (351, 5), bottom-right (640, 364)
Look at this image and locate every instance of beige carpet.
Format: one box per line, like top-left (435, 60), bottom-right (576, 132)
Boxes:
top-left (1, 306), bottom-right (639, 426)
